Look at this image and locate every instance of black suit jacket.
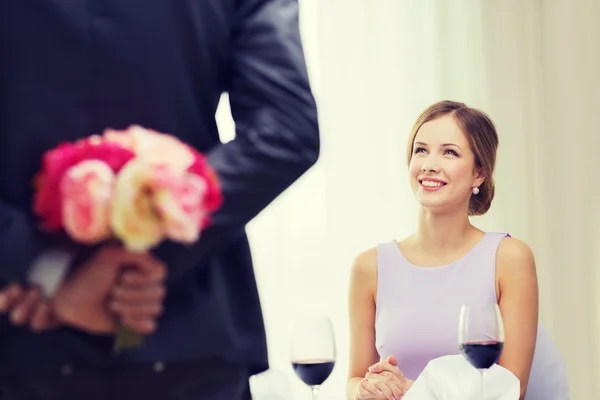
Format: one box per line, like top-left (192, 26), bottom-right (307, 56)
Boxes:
top-left (0, 0), bottom-right (319, 374)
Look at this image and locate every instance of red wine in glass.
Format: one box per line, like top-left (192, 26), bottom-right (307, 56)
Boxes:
top-left (460, 340), bottom-right (504, 369)
top-left (289, 316), bottom-right (336, 400)
top-left (292, 359), bottom-right (335, 386)
top-left (458, 304), bottom-right (505, 399)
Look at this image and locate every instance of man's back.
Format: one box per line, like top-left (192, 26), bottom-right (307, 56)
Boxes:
top-left (1, 0), bottom-right (232, 177)
top-left (0, 0), bottom-right (319, 379)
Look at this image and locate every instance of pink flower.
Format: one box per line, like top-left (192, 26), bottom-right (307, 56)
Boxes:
top-left (110, 160), bottom-right (165, 252)
top-left (187, 148), bottom-right (223, 227)
top-left (33, 137), bottom-right (135, 231)
top-left (103, 126), bottom-right (222, 224)
top-left (33, 126), bottom-right (222, 252)
top-left (152, 166), bottom-right (208, 243)
top-left (111, 159), bottom-right (213, 251)
top-left (105, 126), bottom-right (222, 244)
top-left (103, 125), bottom-right (195, 171)
top-left (61, 160), bottom-right (114, 244)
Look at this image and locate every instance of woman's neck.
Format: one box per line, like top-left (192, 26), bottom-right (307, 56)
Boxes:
top-left (414, 207), bottom-right (480, 256)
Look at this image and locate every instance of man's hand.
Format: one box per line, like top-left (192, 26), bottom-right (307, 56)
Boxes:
top-left (52, 245), bottom-right (167, 334)
top-left (108, 259), bottom-right (167, 334)
top-left (0, 283), bottom-right (58, 332)
top-left (0, 246), bottom-right (167, 335)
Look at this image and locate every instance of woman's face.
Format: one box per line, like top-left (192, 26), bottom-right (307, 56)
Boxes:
top-left (408, 115), bottom-right (484, 214)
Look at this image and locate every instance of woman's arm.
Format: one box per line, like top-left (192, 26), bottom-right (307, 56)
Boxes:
top-left (496, 237), bottom-right (539, 400)
top-left (347, 248), bottom-right (380, 399)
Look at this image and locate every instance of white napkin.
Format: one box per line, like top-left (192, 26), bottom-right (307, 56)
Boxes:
top-left (403, 355), bottom-right (520, 400)
top-left (249, 369), bottom-right (293, 400)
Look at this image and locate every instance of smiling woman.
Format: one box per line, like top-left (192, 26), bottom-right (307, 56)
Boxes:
top-left (346, 101), bottom-right (570, 400)
top-left (406, 101), bottom-right (498, 217)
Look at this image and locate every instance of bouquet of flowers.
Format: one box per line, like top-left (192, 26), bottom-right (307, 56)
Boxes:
top-left (32, 125), bottom-right (222, 352)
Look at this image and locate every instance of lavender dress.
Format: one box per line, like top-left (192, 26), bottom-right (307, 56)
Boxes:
top-left (374, 232), bottom-right (570, 399)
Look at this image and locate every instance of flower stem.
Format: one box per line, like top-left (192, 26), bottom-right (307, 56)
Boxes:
top-left (113, 323), bottom-right (143, 354)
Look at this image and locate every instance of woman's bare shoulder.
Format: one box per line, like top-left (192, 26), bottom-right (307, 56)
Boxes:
top-left (348, 246), bottom-right (379, 303)
top-left (497, 236), bottom-right (536, 269)
top-left (350, 246), bottom-right (378, 279)
top-left (496, 236), bottom-right (537, 287)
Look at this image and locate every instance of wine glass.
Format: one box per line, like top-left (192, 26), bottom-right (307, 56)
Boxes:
top-left (289, 315), bottom-right (336, 400)
top-left (458, 303), bottom-right (505, 399)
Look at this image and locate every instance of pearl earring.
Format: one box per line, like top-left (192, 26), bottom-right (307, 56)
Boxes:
top-left (472, 187), bottom-right (480, 195)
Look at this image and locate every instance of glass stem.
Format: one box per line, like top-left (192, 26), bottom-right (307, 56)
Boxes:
top-left (311, 385), bottom-right (319, 400)
top-left (479, 369), bottom-right (486, 399)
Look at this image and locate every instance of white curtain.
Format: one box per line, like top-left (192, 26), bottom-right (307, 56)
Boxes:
top-left (217, 1), bottom-right (600, 398)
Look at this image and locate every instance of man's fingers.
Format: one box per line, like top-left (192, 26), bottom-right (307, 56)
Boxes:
top-left (0, 285), bottom-right (58, 332)
top-left (112, 284), bottom-right (166, 304)
top-left (30, 302), bottom-right (58, 332)
top-left (10, 289), bottom-right (41, 325)
top-left (0, 284), bottom-right (24, 312)
top-left (109, 280), bottom-right (165, 336)
top-left (114, 251), bottom-right (166, 282)
top-left (109, 300), bottom-right (163, 319)
top-left (97, 246), bottom-right (167, 282)
top-left (120, 315), bottom-right (157, 335)
top-left (118, 270), bottom-right (165, 288)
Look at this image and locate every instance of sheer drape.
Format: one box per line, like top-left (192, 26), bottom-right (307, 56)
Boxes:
top-left (217, 1), bottom-right (599, 397)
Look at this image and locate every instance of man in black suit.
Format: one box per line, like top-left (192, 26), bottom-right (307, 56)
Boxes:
top-left (0, 0), bottom-right (319, 398)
